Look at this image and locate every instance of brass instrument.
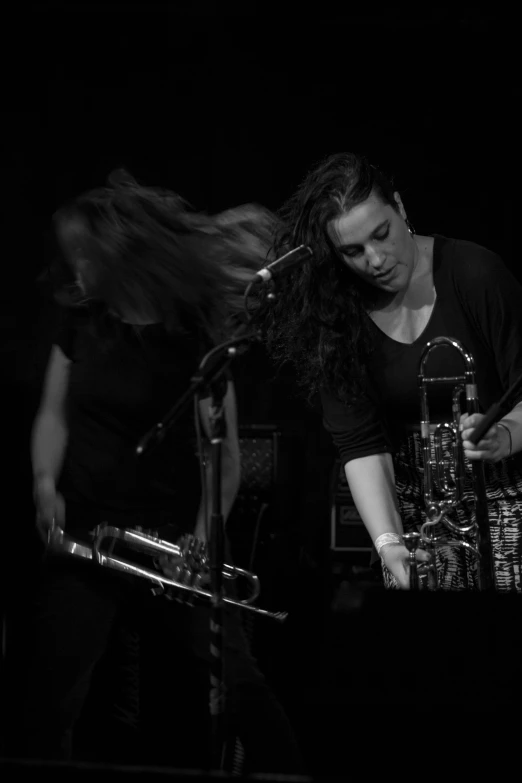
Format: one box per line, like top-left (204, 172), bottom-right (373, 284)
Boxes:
top-left (405, 336), bottom-right (495, 591)
top-left (47, 524), bottom-right (288, 622)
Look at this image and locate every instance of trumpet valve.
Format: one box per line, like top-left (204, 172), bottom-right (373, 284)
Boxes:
top-left (177, 534), bottom-right (208, 570)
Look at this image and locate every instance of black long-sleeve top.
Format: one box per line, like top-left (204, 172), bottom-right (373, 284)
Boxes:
top-left (53, 306), bottom-right (204, 533)
top-left (321, 235), bottom-right (522, 466)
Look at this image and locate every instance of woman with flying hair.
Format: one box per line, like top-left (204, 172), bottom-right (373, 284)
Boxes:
top-left (261, 151), bottom-right (522, 592)
top-left (16, 171), bottom-right (303, 772)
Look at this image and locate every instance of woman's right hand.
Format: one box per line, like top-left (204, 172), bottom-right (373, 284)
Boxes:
top-left (33, 474), bottom-right (66, 544)
top-left (381, 544), bottom-right (431, 589)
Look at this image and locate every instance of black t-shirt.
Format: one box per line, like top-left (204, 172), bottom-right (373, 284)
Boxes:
top-left (55, 306), bottom-right (204, 534)
top-left (321, 235), bottom-right (522, 465)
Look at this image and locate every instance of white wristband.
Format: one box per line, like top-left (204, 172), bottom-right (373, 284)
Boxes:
top-left (374, 532), bottom-right (403, 558)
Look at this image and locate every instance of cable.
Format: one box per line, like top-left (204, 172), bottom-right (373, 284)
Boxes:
top-left (248, 502), bottom-right (270, 573)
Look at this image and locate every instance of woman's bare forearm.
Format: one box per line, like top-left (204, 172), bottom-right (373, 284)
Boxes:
top-left (344, 452), bottom-right (403, 544)
top-left (31, 410), bottom-right (69, 485)
top-left (499, 401), bottom-right (522, 456)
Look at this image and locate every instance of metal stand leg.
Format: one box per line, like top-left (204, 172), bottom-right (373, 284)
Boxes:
top-left (208, 397), bottom-right (227, 771)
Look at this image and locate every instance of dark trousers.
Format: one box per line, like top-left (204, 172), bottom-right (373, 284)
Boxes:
top-left (8, 554), bottom-right (304, 774)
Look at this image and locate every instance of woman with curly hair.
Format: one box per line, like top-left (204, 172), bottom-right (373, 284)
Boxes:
top-left (262, 151), bottom-right (522, 592)
top-left (13, 171), bottom-right (303, 773)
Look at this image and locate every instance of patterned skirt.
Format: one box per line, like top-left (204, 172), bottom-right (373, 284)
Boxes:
top-left (383, 431), bottom-right (522, 591)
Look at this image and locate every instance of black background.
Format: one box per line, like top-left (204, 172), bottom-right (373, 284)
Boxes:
top-left (2, 4), bottom-right (521, 778)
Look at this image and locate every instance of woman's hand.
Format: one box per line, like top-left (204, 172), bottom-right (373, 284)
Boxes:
top-left (381, 544), bottom-right (431, 589)
top-left (460, 413), bottom-right (510, 463)
top-left (33, 475), bottom-right (66, 544)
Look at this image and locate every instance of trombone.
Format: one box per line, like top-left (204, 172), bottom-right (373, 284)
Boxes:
top-left (404, 336), bottom-right (495, 591)
top-left (47, 523), bottom-right (288, 622)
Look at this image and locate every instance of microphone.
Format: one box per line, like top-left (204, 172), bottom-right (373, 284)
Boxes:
top-left (253, 244), bottom-right (313, 283)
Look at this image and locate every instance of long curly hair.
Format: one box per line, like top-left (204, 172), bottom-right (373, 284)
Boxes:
top-left (261, 151), bottom-right (400, 404)
top-left (50, 169), bottom-right (277, 348)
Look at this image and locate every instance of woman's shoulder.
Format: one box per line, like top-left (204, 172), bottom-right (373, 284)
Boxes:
top-left (435, 234), bottom-right (504, 269)
top-left (434, 234), bottom-right (506, 286)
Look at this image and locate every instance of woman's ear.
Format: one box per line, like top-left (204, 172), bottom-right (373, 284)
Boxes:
top-left (393, 191), bottom-right (407, 220)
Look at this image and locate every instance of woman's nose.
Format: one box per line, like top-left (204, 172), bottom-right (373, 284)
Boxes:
top-left (366, 245), bottom-right (385, 269)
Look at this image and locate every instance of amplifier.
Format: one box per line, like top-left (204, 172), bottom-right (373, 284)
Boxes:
top-left (227, 424), bottom-right (283, 571)
top-left (237, 424), bottom-right (281, 498)
top-left (329, 460), bottom-right (372, 553)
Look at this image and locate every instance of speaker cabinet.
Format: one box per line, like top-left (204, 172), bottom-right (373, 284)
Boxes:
top-left (227, 424), bottom-right (283, 571)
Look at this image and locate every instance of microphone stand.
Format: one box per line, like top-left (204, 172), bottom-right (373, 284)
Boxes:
top-left (136, 319), bottom-right (264, 773)
top-left (206, 374), bottom-right (228, 771)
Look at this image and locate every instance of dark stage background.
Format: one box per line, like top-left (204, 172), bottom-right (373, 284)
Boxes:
top-left (2, 4), bottom-right (522, 780)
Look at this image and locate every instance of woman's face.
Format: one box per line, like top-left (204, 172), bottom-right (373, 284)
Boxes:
top-left (327, 191), bottom-right (416, 293)
top-left (56, 215), bottom-right (94, 294)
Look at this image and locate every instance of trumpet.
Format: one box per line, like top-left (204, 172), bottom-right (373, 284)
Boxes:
top-left (405, 336), bottom-right (495, 591)
top-left (47, 524), bottom-right (288, 622)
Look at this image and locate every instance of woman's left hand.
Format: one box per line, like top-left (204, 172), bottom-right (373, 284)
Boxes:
top-left (460, 412), bottom-right (510, 462)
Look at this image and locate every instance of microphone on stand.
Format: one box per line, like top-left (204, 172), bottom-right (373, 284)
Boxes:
top-left (252, 244), bottom-right (313, 284)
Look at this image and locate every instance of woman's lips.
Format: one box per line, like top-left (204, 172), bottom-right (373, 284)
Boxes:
top-left (375, 266), bottom-right (395, 280)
